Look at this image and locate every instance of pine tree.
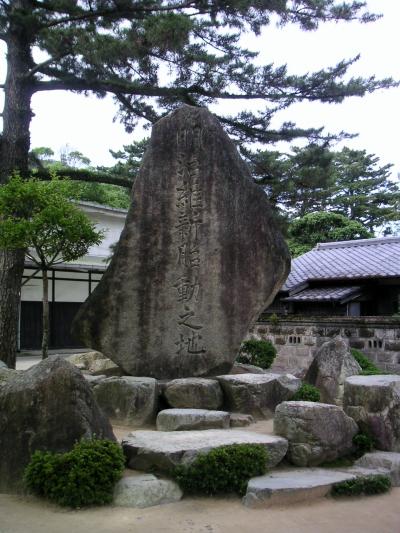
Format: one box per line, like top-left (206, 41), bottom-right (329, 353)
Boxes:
top-left (0, 0), bottom-right (396, 366)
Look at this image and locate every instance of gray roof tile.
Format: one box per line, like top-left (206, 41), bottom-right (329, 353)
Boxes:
top-left (284, 237), bottom-right (400, 291)
top-left (283, 286), bottom-right (361, 302)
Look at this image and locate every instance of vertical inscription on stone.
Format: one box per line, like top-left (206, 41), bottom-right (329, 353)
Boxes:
top-left (174, 126), bottom-right (206, 356)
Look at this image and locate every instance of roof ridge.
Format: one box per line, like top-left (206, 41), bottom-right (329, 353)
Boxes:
top-left (315, 236), bottom-right (400, 250)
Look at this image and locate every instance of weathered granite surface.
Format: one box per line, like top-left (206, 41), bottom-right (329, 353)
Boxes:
top-left (217, 373), bottom-right (301, 418)
top-left (355, 451), bottom-right (400, 486)
top-left (67, 351), bottom-right (123, 377)
top-left (93, 376), bottom-right (158, 426)
top-left (163, 378), bottom-right (223, 410)
top-left (73, 105), bottom-right (289, 379)
top-left (156, 408), bottom-right (230, 431)
top-left (122, 429), bottom-right (288, 472)
top-left (274, 401), bottom-right (358, 466)
top-left (113, 474), bottom-right (182, 508)
top-left (343, 375), bottom-right (400, 451)
top-left (305, 336), bottom-right (361, 405)
top-left (0, 357), bottom-right (115, 492)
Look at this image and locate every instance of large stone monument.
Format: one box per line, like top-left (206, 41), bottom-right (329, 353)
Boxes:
top-left (73, 106), bottom-right (289, 379)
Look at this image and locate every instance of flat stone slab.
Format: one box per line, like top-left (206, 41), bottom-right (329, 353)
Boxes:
top-left (156, 408), bottom-right (230, 431)
top-left (356, 451), bottom-right (400, 486)
top-left (113, 474), bottom-right (182, 508)
top-left (122, 429), bottom-right (288, 472)
top-left (243, 467), bottom-right (387, 508)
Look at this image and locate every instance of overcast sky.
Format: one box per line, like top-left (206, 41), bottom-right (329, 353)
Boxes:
top-left (1, 0), bottom-right (399, 174)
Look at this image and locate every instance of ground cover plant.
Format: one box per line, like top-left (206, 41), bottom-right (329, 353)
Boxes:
top-left (351, 349), bottom-right (384, 375)
top-left (291, 383), bottom-right (321, 402)
top-left (173, 444), bottom-right (267, 496)
top-left (237, 339), bottom-right (277, 369)
top-left (331, 475), bottom-right (391, 497)
top-left (24, 439), bottom-right (124, 508)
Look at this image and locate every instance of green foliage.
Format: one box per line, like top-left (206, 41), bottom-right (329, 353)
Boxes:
top-left (292, 383), bottom-right (321, 402)
top-left (173, 444), bottom-right (267, 496)
top-left (0, 174), bottom-right (104, 266)
top-left (353, 432), bottom-right (376, 458)
top-left (350, 349), bottom-right (383, 375)
top-left (237, 339), bottom-right (277, 369)
top-left (331, 475), bottom-right (391, 497)
top-left (287, 211), bottom-right (372, 256)
top-left (269, 313), bottom-right (279, 326)
top-left (24, 439), bottom-right (125, 508)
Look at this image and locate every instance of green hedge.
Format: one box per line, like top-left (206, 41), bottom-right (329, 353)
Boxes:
top-left (351, 348), bottom-right (383, 375)
top-left (332, 475), bottom-right (391, 497)
top-left (173, 444), bottom-right (267, 496)
top-left (292, 383), bottom-right (320, 402)
top-left (237, 339), bottom-right (277, 369)
top-left (24, 439), bottom-right (125, 508)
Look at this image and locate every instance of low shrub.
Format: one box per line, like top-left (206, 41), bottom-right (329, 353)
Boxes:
top-left (331, 475), bottom-right (391, 497)
top-left (351, 348), bottom-right (383, 375)
top-left (237, 339), bottom-right (277, 369)
top-left (292, 383), bottom-right (320, 402)
top-left (353, 432), bottom-right (376, 458)
top-left (24, 439), bottom-right (125, 508)
top-left (173, 444), bottom-right (267, 496)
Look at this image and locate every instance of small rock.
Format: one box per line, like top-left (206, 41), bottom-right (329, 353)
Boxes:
top-left (230, 363), bottom-right (267, 375)
top-left (93, 377), bottom-right (158, 425)
top-left (67, 351), bottom-right (124, 377)
top-left (230, 413), bottom-right (254, 428)
top-left (305, 336), bottom-right (361, 405)
top-left (113, 475), bottom-right (182, 508)
top-left (156, 408), bottom-right (230, 431)
top-left (355, 451), bottom-right (400, 486)
top-left (217, 373), bottom-right (301, 418)
top-left (274, 401), bottom-right (358, 467)
top-left (343, 375), bottom-right (400, 452)
top-left (163, 378), bottom-right (223, 410)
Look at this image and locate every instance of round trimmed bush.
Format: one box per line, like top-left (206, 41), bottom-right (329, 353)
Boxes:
top-left (292, 383), bottom-right (320, 402)
top-left (173, 444), bottom-right (267, 496)
top-left (237, 339), bottom-right (277, 369)
top-left (24, 439), bottom-right (125, 508)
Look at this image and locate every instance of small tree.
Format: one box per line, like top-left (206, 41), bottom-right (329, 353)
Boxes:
top-left (0, 175), bottom-right (104, 359)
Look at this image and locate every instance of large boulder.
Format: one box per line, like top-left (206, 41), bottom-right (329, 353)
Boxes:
top-left (163, 378), bottom-right (223, 410)
top-left (72, 105), bottom-right (289, 379)
top-left (274, 401), bottom-right (358, 466)
top-left (93, 376), bottom-right (158, 426)
top-left (156, 408), bottom-right (230, 431)
top-left (217, 373), bottom-right (301, 418)
top-left (305, 337), bottom-right (361, 405)
top-left (67, 351), bottom-right (123, 377)
top-left (343, 375), bottom-right (400, 451)
top-left (122, 429), bottom-right (288, 472)
top-left (0, 357), bottom-right (115, 492)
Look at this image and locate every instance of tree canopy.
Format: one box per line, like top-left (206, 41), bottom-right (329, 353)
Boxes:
top-left (287, 211), bottom-right (372, 257)
top-left (0, 174), bottom-right (103, 359)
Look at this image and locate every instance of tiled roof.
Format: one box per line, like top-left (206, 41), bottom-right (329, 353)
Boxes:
top-left (284, 237), bottom-right (400, 291)
top-left (283, 286), bottom-right (361, 302)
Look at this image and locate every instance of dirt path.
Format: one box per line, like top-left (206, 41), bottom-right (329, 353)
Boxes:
top-left (1, 489), bottom-right (399, 533)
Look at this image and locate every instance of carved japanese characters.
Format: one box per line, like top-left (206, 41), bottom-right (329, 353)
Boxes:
top-left (73, 106), bottom-right (290, 379)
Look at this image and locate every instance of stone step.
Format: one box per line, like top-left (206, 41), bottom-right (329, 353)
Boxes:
top-left (243, 466), bottom-right (390, 508)
top-left (156, 408), bottom-right (230, 431)
top-left (113, 474), bottom-right (182, 508)
top-left (122, 429), bottom-right (288, 473)
top-left (355, 451), bottom-right (400, 486)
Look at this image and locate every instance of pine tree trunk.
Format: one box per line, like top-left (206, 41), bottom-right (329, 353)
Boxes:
top-left (0, 249), bottom-right (25, 368)
top-left (41, 269), bottom-right (49, 359)
top-left (0, 1), bottom-right (34, 367)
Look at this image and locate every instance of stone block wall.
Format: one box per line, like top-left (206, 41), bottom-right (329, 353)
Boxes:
top-left (248, 316), bottom-right (400, 376)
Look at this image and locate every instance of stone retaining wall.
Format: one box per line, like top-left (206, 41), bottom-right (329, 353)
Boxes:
top-left (248, 316), bottom-right (400, 376)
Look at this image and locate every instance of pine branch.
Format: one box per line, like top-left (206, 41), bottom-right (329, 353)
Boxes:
top-left (33, 168), bottom-right (133, 189)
